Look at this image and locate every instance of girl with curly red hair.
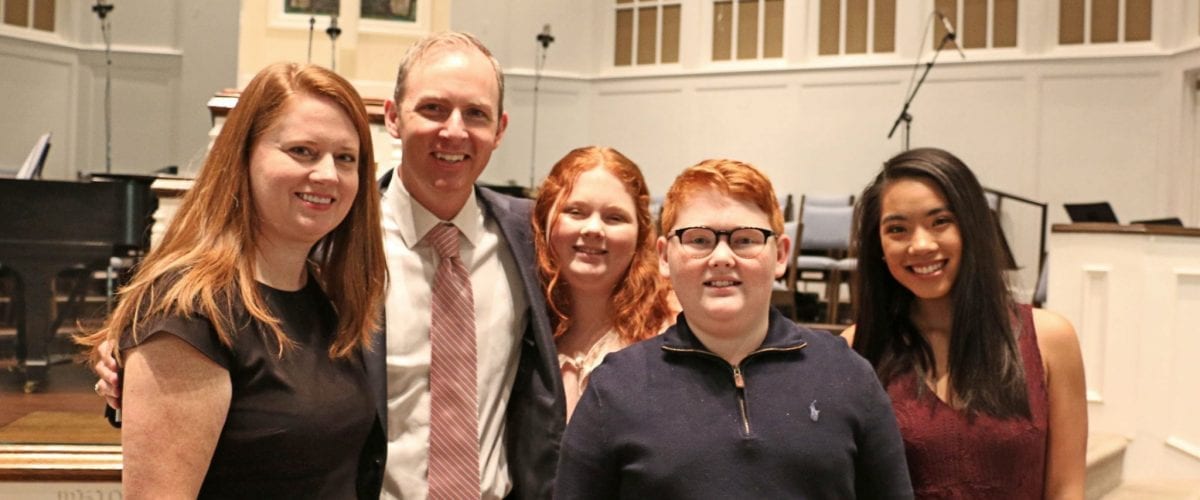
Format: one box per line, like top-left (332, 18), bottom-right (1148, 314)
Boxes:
top-left (532, 146), bottom-right (676, 420)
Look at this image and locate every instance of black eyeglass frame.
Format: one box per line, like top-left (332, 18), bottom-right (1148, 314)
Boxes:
top-left (668, 226), bottom-right (777, 258)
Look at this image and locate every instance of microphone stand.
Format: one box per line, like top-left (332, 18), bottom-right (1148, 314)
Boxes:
top-left (529, 29), bottom-right (553, 190)
top-left (307, 12), bottom-right (316, 63)
top-left (886, 32), bottom-right (953, 151)
top-left (326, 15), bottom-right (342, 71)
top-left (92, 1), bottom-right (115, 173)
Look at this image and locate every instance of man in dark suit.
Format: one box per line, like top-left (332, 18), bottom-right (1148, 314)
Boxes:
top-left (363, 32), bottom-right (564, 499)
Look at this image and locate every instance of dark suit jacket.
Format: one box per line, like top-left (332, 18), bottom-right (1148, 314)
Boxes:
top-left (359, 170), bottom-right (565, 499)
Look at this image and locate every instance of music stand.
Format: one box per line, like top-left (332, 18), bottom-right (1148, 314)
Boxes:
top-left (16, 132), bottom-right (52, 180)
top-left (1130, 217), bottom-right (1184, 227)
top-left (1064, 202), bottom-right (1118, 224)
top-left (991, 213), bottom-right (1018, 269)
top-left (984, 187), bottom-right (1048, 304)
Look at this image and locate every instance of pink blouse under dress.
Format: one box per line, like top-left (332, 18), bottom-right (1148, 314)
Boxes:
top-left (558, 330), bottom-right (628, 421)
top-left (887, 304), bottom-right (1049, 499)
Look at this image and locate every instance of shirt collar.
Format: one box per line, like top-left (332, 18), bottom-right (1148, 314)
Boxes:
top-left (661, 308), bottom-right (810, 353)
top-left (384, 177), bottom-right (485, 250)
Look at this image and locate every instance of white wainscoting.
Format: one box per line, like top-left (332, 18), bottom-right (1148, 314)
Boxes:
top-left (1048, 225), bottom-right (1200, 481)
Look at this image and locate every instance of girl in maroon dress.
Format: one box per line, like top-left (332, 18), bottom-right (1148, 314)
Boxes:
top-left (842, 148), bottom-right (1087, 499)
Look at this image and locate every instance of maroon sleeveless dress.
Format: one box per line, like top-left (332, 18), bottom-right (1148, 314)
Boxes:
top-left (886, 304), bottom-right (1048, 499)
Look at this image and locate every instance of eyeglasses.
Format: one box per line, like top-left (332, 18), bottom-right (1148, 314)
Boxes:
top-left (669, 226), bottom-right (775, 259)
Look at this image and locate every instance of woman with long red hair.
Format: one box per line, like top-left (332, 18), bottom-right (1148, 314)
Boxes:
top-left (531, 146), bottom-right (676, 420)
top-left (78, 62), bottom-right (386, 498)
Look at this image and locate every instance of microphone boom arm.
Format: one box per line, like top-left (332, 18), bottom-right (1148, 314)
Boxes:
top-left (887, 33), bottom-right (953, 150)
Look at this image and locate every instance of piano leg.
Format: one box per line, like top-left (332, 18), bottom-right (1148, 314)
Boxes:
top-left (11, 263), bottom-right (57, 393)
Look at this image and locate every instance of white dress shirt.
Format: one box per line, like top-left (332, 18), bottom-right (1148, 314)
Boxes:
top-left (380, 178), bottom-right (527, 500)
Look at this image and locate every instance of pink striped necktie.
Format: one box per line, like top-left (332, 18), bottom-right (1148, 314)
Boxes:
top-left (425, 223), bottom-right (479, 499)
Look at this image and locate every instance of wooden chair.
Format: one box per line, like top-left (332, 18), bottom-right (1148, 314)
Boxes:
top-left (771, 220), bottom-right (803, 320)
top-left (794, 195), bottom-right (856, 323)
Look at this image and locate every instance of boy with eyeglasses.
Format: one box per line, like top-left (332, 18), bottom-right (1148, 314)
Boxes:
top-left (554, 159), bottom-right (913, 499)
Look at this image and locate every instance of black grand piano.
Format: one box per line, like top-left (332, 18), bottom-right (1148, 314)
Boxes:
top-left (0, 174), bottom-right (156, 392)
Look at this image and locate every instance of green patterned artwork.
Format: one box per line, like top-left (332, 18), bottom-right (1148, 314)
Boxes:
top-left (285, 0), bottom-right (339, 16)
top-left (362, 0), bottom-right (416, 21)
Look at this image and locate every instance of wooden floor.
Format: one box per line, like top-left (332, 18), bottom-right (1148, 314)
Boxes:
top-left (0, 359), bottom-right (118, 445)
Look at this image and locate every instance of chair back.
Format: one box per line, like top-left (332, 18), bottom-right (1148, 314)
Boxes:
top-left (798, 205), bottom-right (854, 252)
top-left (649, 195), bottom-right (664, 229)
top-left (780, 220), bottom-right (802, 282)
top-left (777, 193), bottom-right (795, 222)
top-left (801, 193), bottom-right (854, 208)
top-left (771, 219), bottom-right (804, 320)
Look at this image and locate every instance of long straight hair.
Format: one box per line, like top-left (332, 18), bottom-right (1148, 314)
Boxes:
top-left (532, 146), bottom-right (673, 344)
top-left (851, 147), bottom-right (1029, 418)
top-left (80, 62), bottom-right (386, 360)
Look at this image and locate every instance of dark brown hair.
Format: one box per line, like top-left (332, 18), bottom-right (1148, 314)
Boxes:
top-left (851, 147), bottom-right (1029, 418)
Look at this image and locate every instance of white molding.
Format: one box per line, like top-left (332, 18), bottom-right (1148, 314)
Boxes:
top-left (0, 24), bottom-right (65, 46)
top-left (504, 68), bottom-right (590, 82)
top-left (1165, 436), bottom-right (1200, 462)
top-left (1165, 269), bottom-right (1200, 467)
top-left (694, 82), bottom-right (787, 92)
top-left (1080, 265), bottom-right (1111, 404)
top-left (1040, 70), bottom-right (1162, 81)
top-left (583, 49), bottom-right (1183, 83)
top-left (595, 87), bottom-right (683, 97)
top-left (0, 32), bottom-right (182, 59)
top-left (799, 78), bottom-right (898, 89)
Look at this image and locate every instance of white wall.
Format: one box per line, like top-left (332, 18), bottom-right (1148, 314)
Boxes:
top-left (451, 0), bottom-right (600, 188)
top-left (0, 0), bottom-right (239, 179)
top-left (452, 0), bottom-right (1200, 297)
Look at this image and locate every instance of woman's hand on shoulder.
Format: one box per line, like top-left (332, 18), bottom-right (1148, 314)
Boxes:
top-left (93, 339), bottom-right (122, 409)
top-left (1032, 308), bottom-right (1087, 500)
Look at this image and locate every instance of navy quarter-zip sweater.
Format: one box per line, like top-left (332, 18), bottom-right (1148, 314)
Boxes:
top-left (555, 308), bottom-right (913, 499)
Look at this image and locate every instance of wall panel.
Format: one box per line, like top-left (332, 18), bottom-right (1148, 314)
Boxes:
top-left (0, 49), bottom-right (73, 178)
top-left (488, 77), bottom-right (591, 188)
top-left (1038, 73), bottom-right (1162, 223)
top-left (1166, 272), bottom-right (1200, 471)
top-left (589, 85), bottom-right (690, 191)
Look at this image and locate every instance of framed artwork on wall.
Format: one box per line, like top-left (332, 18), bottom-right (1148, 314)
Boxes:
top-left (361, 0), bottom-right (415, 22)
top-left (284, 0), bottom-right (339, 16)
top-left (270, 0), bottom-right (430, 35)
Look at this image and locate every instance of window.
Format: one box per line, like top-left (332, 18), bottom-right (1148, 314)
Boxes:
top-left (713, 0), bottom-right (784, 61)
top-left (818, 0), bottom-right (895, 55)
top-left (933, 0), bottom-right (1018, 50)
top-left (2, 0), bottom-right (56, 32)
top-left (614, 0), bottom-right (682, 66)
top-left (1059, 0), bottom-right (1152, 44)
